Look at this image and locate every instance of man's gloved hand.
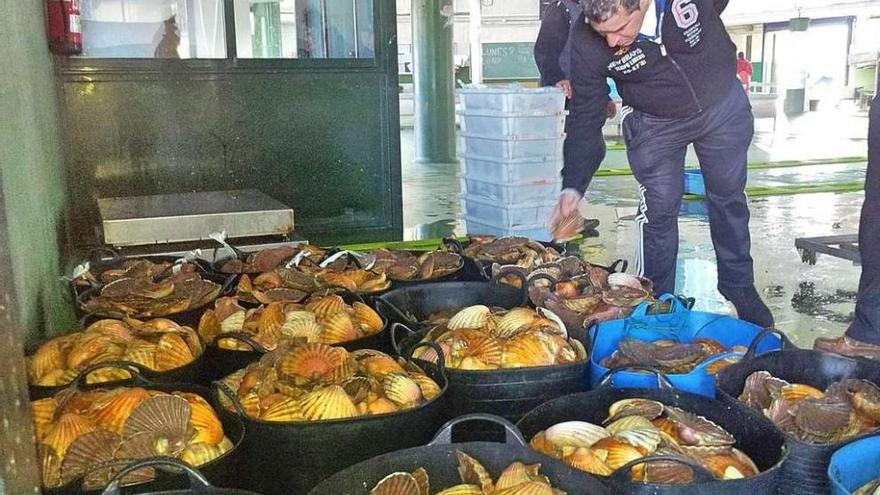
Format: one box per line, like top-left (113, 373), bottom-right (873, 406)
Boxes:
top-left (549, 189), bottom-right (585, 241)
top-left (556, 79), bottom-right (573, 99)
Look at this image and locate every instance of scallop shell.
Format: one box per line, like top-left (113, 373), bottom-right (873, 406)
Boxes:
top-left (410, 373), bottom-right (441, 401)
top-left (220, 310), bottom-right (247, 333)
top-left (176, 392), bottom-right (224, 446)
top-left (38, 444), bottom-right (63, 488)
top-left (370, 472), bottom-right (421, 495)
top-left (501, 333), bottom-right (556, 368)
top-left (366, 398), bottom-right (400, 415)
top-left (60, 430), bottom-right (121, 485)
top-left (606, 415), bottom-right (656, 435)
top-left (31, 398), bottom-right (58, 441)
top-left (739, 371), bottom-right (774, 410)
top-left (700, 448), bottom-right (760, 480)
top-left (457, 451), bottom-right (494, 493)
top-left (123, 341), bottom-right (158, 370)
top-left (321, 312), bottom-right (360, 344)
top-left (411, 467), bottom-right (430, 495)
top-left (42, 413), bottom-right (96, 456)
top-left (641, 456), bottom-right (695, 484)
top-left (259, 303), bottom-right (287, 339)
top-left (495, 461), bottom-right (541, 491)
top-left (664, 406), bottom-right (736, 447)
top-left (434, 486), bottom-right (483, 495)
top-left (455, 334), bottom-right (503, 368)
top-left (91, 387), bottom-right (152, 434)
top-left (321, 272), bottom-right (358, 292)
top-left (300, 385), bottom-right (358, 421)
top-left (447, 305), bottom-right (491, 330)
top-left (261, 397), bottom-right (305, 422)
top-left (279, 319), bottom-right (323, 342)
top-left (384, 373), bottom-right (424, 407)
top-left (352, 302), bottom-right (384, 335)
top-left (88, 319), bottom-right (135, 343)
top-left (781, 384), bottom-right (825, 403)
top-left (180, 442), bottom-right (229, 467)
top-left (494, 308), bottom-right (538, 338)
top-left (563, 447), bottom-right (613, 476)
top-left (238, 392), bottom-right (262, 418)
top-left (458, 357), bottom-right (494, 370)
top-left (279, 343), bottom-right (346, 381)
top-left (30, 339), bottom-right (68, 382)
top-left (67, 335), bottom-right (114, 370)
top-left (494, 481), bottom-right (554, 495)
top-left (528, 431), bottom-right (558, 458)
top-left (155, 333), bottom-right (195, 371)
top-left (544, 421), bottom-right (610, 449)
top-left (198, 310), bottom-right (223, 344)
top-left (361, 355), bottom-right (407, 377)
top-left (615, 428), bottom-right (662, 454)
top-left (590, 437), bottom-right (644, 470)
top-left (607, 273), bottom-right (644, 290)
top-left (122, 395), bottom-right (192, 454)
top-left (307, 294), bottom-right (347, 320)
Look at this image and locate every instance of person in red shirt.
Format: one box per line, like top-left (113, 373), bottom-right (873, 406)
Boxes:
top-left (736, 52), bottom-right (752, 92)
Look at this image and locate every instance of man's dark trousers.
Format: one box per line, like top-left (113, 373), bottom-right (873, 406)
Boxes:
top-left (622, 79), bottom-right (755, 295)
top-left (846, 89), bottom-right (880, 344)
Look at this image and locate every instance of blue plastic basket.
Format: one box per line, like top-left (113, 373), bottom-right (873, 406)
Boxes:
top-left (589, 294), bottom-right (785, 397)
top-left (829, 435), bottom-right (880, 495)
top-left (684, 169), bottom-right (706, 196)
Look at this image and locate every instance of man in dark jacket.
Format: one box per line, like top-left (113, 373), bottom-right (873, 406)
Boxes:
top-left (815, 84), bottom-right (880, 358)
top-left (549, 0), bottom-right (774, 327)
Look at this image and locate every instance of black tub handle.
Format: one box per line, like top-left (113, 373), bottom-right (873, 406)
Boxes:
top-left (100, 457), bottom-right (212, 494)
top-left (71, 361), bottom-right (153, 390)
top-left (86, 246), bottom-right (125, 267)
top-left (527, 273), bottom-right (559, 291)
top-left (390, 322), bottom-right (419, 356)
top-left (213, 380), bottom-right (248, 418)
top-left (211, 332), bottom-right (267, 353)
top-left (209, 232), bottom-right (249, 260)
top-left (218, 273), bottom-right (239, 296)
top-left (490, 268), bottom-right (529, 307)
top-left (374, 297), bottom-right (417, 328)
top-left (442, 237), bottom-right (464, 254)
top-left (744, 328), bottom-right (791, 360)
top-left (404, 341), bottom-right (447, 386)
top-left (428, 414), bottom-right (526, 447)
top-left (599, 366), bottom-right (675, 390)
top-left (609, 455), bottom-right (716, 486)
top-left (609, 259), bottom-right (628, 274)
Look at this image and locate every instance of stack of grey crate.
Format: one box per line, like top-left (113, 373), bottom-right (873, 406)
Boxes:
top-left (458, 86), bottom-right (567, 241)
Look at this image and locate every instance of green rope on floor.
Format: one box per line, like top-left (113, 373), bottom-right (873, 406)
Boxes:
top-left (683, 180), bottom-right (866, 201)
top-left (594, 156), bottom-right (867, 178)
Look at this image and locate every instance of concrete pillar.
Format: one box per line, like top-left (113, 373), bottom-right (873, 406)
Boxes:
top-left (469, 0), bottom-right (483, 84)
top-left (413, 0), bottom-right (456, 164)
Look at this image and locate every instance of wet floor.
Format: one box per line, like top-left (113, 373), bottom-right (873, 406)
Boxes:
top-left (400, 108), bottom-right (870, 347)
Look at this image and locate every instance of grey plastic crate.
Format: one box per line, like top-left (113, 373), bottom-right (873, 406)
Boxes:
top-left (461, 195), bottom-right (557, 228)
top-left (459, 133), bottom-right (565, 160)
top-left (460, 154), bottom-right (563, 184)
top-left (459, 86), bottom-right (567, 115)
top-left (462, 216), bottom-right (553, 241)
top-left (460, 175), bottom-right (561, 205)
top-left (458, 110), bottom-right (567, 138)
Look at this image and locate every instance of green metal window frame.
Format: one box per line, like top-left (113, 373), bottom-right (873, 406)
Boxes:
top-left (58, 0), bottom-right (388, 76)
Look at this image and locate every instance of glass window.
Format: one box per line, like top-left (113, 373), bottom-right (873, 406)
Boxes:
top-left (234, 0), bottom-right (375, 59)
top-left (78, 0), bottom-right (226, 58)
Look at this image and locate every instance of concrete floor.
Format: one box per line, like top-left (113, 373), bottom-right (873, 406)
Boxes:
top-left (400, 107), bottom-right (870, 347)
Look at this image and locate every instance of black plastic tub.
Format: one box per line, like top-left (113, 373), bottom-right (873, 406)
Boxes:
top-left (716, 349), bottom-right (880, 495)
top-left (517, 377), bottom-right (788, 495)
top-left (212, 343), bottom-right (449, 495)
top-left (99, 459), bottom-right (262, 495)
top-left (42, 363), bottom-right (245, 495)
top-left (309, 414), bottom-right (612, 495)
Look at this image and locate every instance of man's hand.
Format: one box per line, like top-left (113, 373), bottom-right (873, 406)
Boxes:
top-left (606, 100), bottom-right (617, 120)
top-left (549, 189), bottom-right (585, 241)
top-left (556, 79), bottom-right (573, 99)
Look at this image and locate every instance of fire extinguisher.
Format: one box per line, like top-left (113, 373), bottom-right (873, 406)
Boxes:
top-left (47, 0), bottom-right (82, 55)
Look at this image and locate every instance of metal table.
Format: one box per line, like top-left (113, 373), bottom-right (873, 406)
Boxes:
top-left (795, 234), bottom-right (861, 265)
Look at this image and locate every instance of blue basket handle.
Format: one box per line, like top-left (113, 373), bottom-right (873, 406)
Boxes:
top-left (490, 268), bottom-right (529, 307)
top-left (599, 366), bottom-right (675, 390)
top-left (744, 328), bottom-right (790, 360)
top-left (609, 455), bottom-right (715, 486)
top-left (428, 414), bottom-right (526, 447)
top-left (609, 259), bottom-right (628, 274)
top-left (629, 294), bottom-right (681, 320)
top-left (100, 458), bottom-right (212, 495)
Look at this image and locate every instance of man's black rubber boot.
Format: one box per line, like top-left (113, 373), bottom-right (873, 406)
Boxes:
top-left (719, 284), bottom-right (775, 328)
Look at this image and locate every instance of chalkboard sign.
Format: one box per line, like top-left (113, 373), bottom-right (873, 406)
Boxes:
top-left (482, 42), bottom-right (540, 80)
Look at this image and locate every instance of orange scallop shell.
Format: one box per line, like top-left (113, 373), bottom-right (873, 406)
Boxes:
top-left (261, 397), bottom-right (305, 422)
top-left (155, 333), bottom-right (196, 371)
top-left (321, 312), bottom-right (360, 344)
top-left (279, 343), bottom-right (346, 381)
top-left (320, 272), bottom-right (358, 292)
top-left (371, 472), bottom-right (421, 495)
top-left (42, 413), bottom-right (96, 456)
top-left (91, 387), bottom-right (152, 434)
top-left (410, 373), bottom-right (442, 401)
top-left (279, 319), bottom-right (323, 342)
top-left (30, 337), bottom-right (69, 382)
top-left (591, 437), bottom-right (644, 470)
top-left (306, 295), bottom-right (347, 320)
top-left (198, 310), bottom-right (223, 344)
top-left (87, 319), bottom-right (135, 343)
top-left (259, 303), bottom-right (287, 339)
top-left (180, 441), bottom-right (230, 467)
top-left (360, 355), bottom-right (407, 377)
top-left (67, 335), bottom-right (115, 370)
top-left (176, 392), bottom-right (224, 446)
top-left (31, 398), bottom-right (58, 441)
top-left (383, 373), bottom-right (424, 407)
top-left (352, 302), bottom-right (384, 335)
top-left (300, 385), bottom-right (358, 421)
